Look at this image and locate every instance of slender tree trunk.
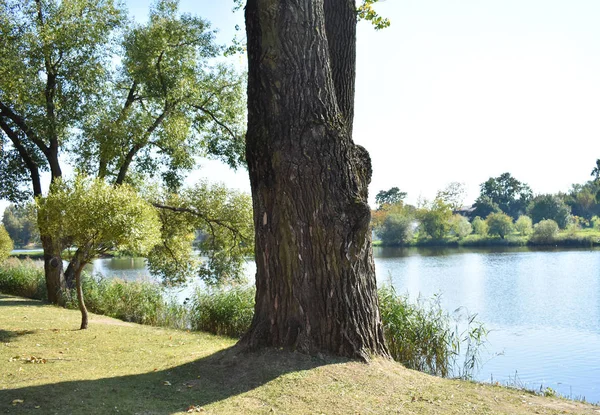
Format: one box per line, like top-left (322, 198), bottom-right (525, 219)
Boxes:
top-left (74, 263), bottom-right (88, 330)
top-left (239, 0), bottom-right (388, 360)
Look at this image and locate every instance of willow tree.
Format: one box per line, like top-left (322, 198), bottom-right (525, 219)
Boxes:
top-left (239, 0), bottom-right (389, 359)
top-left (0, 0), bottom-right (245, 303)
top-left (37, 177), bottom-right (161, 329)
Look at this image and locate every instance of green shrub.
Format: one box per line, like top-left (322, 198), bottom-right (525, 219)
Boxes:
top-left (0, 257), bottom-right (46, 300)
top-left (530, 219), bottom-right (559, 244)
top-left (471, 216), bottom-right (488, 236)
top-left (377, 213), bottom-right (414, 245)
top-left (514, 215), bottom-right (533, 236)
top-left (189, 286), bottom-right (255, 338)
top-left (0, 226), bottom-right (14, 263)
top-left (486, 212), bottom-right (513, 239)
top-left (449, 214), bottom-right (472, 239)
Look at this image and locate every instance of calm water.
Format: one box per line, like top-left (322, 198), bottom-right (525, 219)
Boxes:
top-left (87, 247), bottom-right (600, 403)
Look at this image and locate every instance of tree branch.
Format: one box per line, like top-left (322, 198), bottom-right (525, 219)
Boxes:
top-left (191, 104), bottom-right (238, 141)
top-left (0, 117), bottom-right (43, 196)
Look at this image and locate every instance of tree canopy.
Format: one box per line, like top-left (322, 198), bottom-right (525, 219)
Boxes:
top-left (473, 173), bottom-right (532, 220)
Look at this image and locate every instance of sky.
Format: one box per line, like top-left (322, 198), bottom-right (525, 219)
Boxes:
top-left (3, 0), bottom-right (600, 213)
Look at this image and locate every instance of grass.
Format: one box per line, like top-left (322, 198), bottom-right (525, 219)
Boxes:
top-left (0, 294), bottom-right (598, 414)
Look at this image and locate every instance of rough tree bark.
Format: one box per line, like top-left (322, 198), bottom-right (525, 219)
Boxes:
top-left (239, 0), bottom-right (389, 360)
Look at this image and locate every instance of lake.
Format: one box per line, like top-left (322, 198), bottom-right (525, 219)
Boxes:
top-left (88, 247), bottom-right (600, 403)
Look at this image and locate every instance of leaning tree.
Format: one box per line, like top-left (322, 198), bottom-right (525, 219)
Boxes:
top-left (239, 0), bottom-right (389, 360)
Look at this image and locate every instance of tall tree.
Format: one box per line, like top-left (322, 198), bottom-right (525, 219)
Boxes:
top-left (240, 0), bottom-right (388, 360)
top-left (0, 0), bottom-right (126, 303)
top-left (474, 172), bottom-right (532, 220)
top-left (375, 187), bottom-right (407, 209)
top-left (0, 0), bottom-right (246, 302)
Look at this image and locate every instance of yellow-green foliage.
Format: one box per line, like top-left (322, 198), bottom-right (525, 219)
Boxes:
top-left (0, 225), bottom-right (13, 262)
top-left (485, 212), bottom-right (513, 239)
top-left (515, 215), bottom-right (533, 236)
top-left (37, 177), bottom-right (161, 262)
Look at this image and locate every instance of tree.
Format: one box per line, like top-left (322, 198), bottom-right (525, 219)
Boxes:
top-left (437, 182), bottom-right (466, 211)
top-left (591, 159), bottom-right (600, 183)
top-left (1, 204), bottom-right (39, 247)
top-left (514, 215), bottom-right (533, 236)
top-left (449, 214), bottom-right (472, 239)
top-left (476, 173), bottom-right (532, 220)
top-left (527, 194), bottom-right (571, 229)
top-left (239, 0), bottom-right (389, 359)
top-left (485, 212), bottom-right (513, 239)
top-left (417, 198), bottom-right (453, 240)
top-left (375, 187), bottom-right (407, 209)
top-left (471, 216), bottom-right (488, 237)
top-left (376, 210), bottom-right (414, 246)
top-left (531, 219), bottom-right (559, 244)
top-left (147, 181), bottom-right (254, 286)
top-left (0, 0), bottom-right (245, 303)
top-left (471, 195), bottom-right (501, 220)
top-left (0, 225), bottom-right (13, 262)
top-left (37, 177), bottom-right (161, 329)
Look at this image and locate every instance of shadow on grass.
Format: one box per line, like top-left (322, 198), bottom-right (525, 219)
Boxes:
top-left (0, 346), bottom-right (337, 414)
top-left (0, 329), bottom-right (37, 343)
top-left (0, 295), bottom-right (46, 308)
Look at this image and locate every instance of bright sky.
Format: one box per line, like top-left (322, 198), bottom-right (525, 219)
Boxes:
top-left (2, 0), bottom-right (600, 213)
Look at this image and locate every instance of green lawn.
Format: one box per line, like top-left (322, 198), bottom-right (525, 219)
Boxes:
top-left (0, 294), bottom-right (597, 414)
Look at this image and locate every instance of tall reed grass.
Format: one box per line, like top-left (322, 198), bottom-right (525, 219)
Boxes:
top-left (1, 258), bottom-right (487, 379)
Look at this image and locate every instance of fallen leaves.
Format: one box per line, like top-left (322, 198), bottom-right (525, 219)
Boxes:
top-left (12, 399), bottom-right (24, 405)
top-left (186, 405), bottom-right (204, 412)
top-left (163, 381), bottom-right (172, 386)
top-left (9, 355), bottom-right (47, 364)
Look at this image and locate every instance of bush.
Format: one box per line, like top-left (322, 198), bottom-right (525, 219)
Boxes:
top-left (190, 286), bottom-right (255, 338)
top-left (486, 212), bottom-right (513, 239)
top-left (528, 194), bottom-right (571, 229)
top-left (514, 215), bottom-right (533, 236)
top-left (0, 226), bottom-right (14, 263)
top-left (0, 257), bottom-right (46, 299)
top-left (449, 214), bottom-right (472, 239)
top-left (471, 216), bottom-right (488, 236)
top-left (377, 213), bottom-right (414, 245)
top-left (530, 219), bottom-right (559, 244)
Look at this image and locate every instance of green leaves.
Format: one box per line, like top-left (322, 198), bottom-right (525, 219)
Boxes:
top-left (357, 0), bottom-right (390, 30)
top-left (0, 225), bottom-right (13, 262)
top-left (147, 181), bottom-right (254, 286)
top-left (36, 176), bottom-right (161, 263)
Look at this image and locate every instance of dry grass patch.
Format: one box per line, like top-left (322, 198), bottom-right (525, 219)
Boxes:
top-left (0, 294), bottom-right (598, 415)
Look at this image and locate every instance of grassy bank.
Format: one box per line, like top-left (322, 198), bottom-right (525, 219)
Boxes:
top-left (0, 258), bottom-right (487, 379)
top-left (0, 294), bottom-right (597, 414)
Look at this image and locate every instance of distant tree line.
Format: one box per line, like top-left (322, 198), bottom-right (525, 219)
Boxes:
top-left (373, 161), bottom-right (600, 246)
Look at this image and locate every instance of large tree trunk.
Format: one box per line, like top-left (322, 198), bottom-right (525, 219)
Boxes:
top-left (40, 234), bottom-right (66, 305)
top-left (239, 0), bottom-right (388, 360)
